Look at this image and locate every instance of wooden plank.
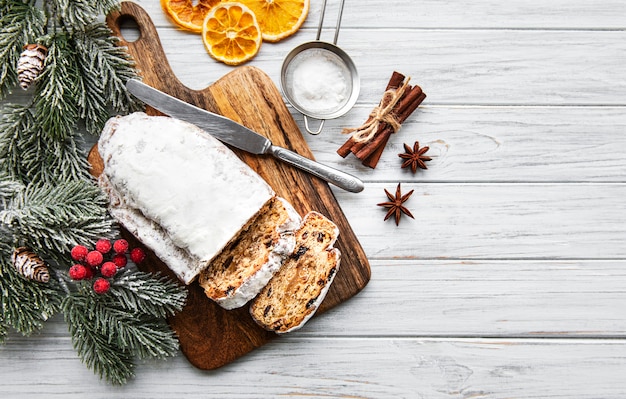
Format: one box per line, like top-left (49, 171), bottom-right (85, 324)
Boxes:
top-left (5, 96), bottom-right (624, 184)
top-left (297, 260), bottom-right (626, 337)
top-left (6, 94), bottom-right (626, 183)
top-left (334, 183), bottom-right (626, 259)
top-left (338, 1), bottom-right (626, 29)
top-left (137, 0), bottom-right (626, 29)
top-left (3, 258), bottom-right (624, 340)
top-left (307, 105), bottom-right (626, 182)
top-left (115, 2), bottom-right (626, 105)
top-left (134, 28), bottom-right (626, 106)
top-left (1, 332), bottom-right (625, 398)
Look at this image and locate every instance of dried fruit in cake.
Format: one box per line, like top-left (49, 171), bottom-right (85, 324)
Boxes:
top-left (201, 2), bottom-right (262, 65)
top-left (161, 0), bottom-right (223, 32)
top-left (238, 0), bottom-right (310, 42)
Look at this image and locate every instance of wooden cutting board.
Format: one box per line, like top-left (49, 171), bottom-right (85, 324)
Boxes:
top-left (88, 2), bottom-right (370, 370)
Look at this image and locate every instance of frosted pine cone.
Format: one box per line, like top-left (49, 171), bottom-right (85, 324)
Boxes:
top-left (11, 247), bottom-right (50, 283)
top-left (17, 44), bottom-right (48, 90)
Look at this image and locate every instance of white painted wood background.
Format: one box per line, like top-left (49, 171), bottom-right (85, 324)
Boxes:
top-left (2, 0), bottom-right (626, 397)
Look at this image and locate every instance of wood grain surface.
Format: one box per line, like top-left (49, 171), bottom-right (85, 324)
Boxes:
top-left (88, 2), bottom-right (370, 370)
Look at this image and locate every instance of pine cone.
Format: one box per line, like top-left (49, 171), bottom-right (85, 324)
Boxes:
top-left (17, 44), bottom-right (48, 90)
top-left (11, 247), bottom-right (50, 283)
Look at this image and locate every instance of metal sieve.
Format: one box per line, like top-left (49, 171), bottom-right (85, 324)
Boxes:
top-left (281, 0), bottom-right (360, 135)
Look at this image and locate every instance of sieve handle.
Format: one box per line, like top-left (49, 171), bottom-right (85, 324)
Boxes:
top-left (316, 0), bottom-right (327, 41)
top-left (303, 115), bottom-right (325, 135)
top-left (334, 0), bottom-right (346, 44)
top-left (316, 0), bottom-right (346, 45)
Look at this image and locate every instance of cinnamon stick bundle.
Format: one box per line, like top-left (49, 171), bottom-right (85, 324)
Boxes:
top-left (338, 72), bottom-right (426, 168)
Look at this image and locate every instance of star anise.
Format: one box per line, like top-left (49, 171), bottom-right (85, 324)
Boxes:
top-left (377, 183), bottom-right (415, 226)
top-left (398, 141), bottom-right (431, 173)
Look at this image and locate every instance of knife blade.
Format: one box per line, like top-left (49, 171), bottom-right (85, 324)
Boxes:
top-left (126, 79), bottom-right (364, 193)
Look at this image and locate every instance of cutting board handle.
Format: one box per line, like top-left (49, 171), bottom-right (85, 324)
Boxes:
top-left (106, 2), bottom-right (194, 99)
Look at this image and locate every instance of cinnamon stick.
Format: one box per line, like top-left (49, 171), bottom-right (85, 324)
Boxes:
top-left (361, 91), bottom-right (426, 168)
top-left (361, 134), bottom-right (392, 168)
top-left (354, 88), bottom-right (426, 162)
top-left (337, 72), bottom-right (406, 158)
top-left (336, 71), bottom-right (426, 168)
top-left (337, 135), bottom-right (356, 157)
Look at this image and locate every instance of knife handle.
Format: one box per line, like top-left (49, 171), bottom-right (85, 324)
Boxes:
top-left (268, 146), bottom-right (364, 193)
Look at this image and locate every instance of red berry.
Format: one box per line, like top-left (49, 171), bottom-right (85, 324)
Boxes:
top-left (100, 262), bottom-right (118, 278)
top-left (70, 245), bottom-right (89, 262)
top-left (95, 238), bottom-right (112, 254)
top-left (86, 250), bottom-right (104, 267)
top-left (93, 278), bottom-right (110, 294)
top-left (112, 253), bottom-right (127, 268)
top-left (113, 239), bottom-right (129, 254)
top-left (130, 248), bottom-right (146, 264)
top-left (69, 264), bottom-right (88, 280)
top-left (84, 266), bottom-right (95, 279)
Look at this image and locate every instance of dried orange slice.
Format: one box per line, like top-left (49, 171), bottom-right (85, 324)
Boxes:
top-left (202, 2), bottom-right (262, 65)
top-left (161, 0), bottom-right (223, 32)
top-left (238, 0), bottom-right (310, 42)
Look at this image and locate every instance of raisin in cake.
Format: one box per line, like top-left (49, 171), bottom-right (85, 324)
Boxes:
top-left (97, 112), bottom-right (296, 285)
top-left (198, 196), bottom-right (301, 309)
top-left (250, 211), bottom-right (341, 333)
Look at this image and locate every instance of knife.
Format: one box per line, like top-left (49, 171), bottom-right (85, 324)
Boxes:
top-left (126, 80), bottom-right (364, 193)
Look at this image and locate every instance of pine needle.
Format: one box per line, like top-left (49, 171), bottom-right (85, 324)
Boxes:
top-left (0, 179), bottom-right (114, 257)
top-left (63, 292), bottom-right (135, 385)
top-left (0, 103), bottom-right (96, 184)
top-left (0, 168), bottom-right (23, 199)
top-left (110, 270), bottom-right (188, 318)
top-left (71, 23), bottom-right (139, 134)
top-left (33, 33), bottom-right (80, 141)
top-left (52, 0), bottom-right (99, 27)
top-left (62, 270), bottom-right (187, 384)
top-left (0, 104), bottom-right (36, 179)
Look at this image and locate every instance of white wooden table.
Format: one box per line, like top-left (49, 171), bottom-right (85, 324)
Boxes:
top-left (2, 0), bottom-right (626, 397)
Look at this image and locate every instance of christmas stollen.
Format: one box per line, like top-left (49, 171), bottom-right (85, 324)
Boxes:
top-left (97, 112), bottom-right (300, 299)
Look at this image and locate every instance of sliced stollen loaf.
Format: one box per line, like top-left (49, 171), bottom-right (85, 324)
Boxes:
top-left (198, 196), bottom-right (301, 309)
top-left (250, 211), bottom-right (341, 333)
top-left (97, 112), bottom-right (287, 285)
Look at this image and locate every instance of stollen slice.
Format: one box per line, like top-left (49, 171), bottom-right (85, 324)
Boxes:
top-left (199, 196), bottom-right (301, 309)
top-left (250, 211), bottom-right (340, 333)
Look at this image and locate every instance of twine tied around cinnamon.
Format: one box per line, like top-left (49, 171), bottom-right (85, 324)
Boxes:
top-left (341, 77), bottom-right (411, 143)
